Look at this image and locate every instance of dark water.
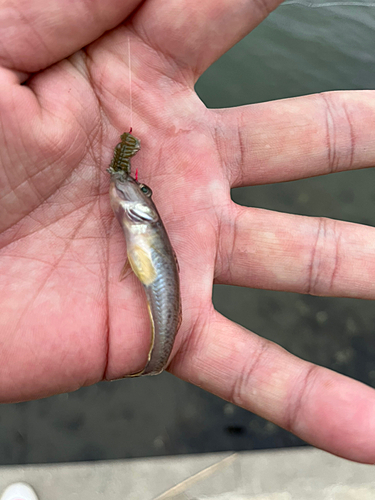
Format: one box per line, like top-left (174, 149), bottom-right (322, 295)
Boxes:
top-left (1, 3), bottom-right (375, 464)
top-left (197, 1), bottom-right (375, 105)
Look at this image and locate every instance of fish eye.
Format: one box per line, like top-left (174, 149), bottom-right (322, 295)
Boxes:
top-left (139, 184), bottom-right (152, 197)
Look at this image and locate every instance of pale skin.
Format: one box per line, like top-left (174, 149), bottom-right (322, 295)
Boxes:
top-left (0, 0), bottom-right (375, 463)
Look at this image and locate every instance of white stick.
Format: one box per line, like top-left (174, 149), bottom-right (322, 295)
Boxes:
top-left (282, 1), bottom-right (375, 7)
top-left (153, 453), bottom-right (238, 500)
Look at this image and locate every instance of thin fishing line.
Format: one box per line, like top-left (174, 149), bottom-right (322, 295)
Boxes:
top-left (128, 35), bottom-right (133, 130)
top-left (282, 0), bottom-right (375, 7)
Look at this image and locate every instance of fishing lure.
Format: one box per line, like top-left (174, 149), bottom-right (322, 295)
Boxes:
top-left (108, 132), bottom-right (182, 376)
top-left (108, 129), bottom-right (140, 175)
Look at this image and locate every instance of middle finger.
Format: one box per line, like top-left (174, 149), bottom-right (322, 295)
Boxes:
top-left (213, 90), bottom-right (375, 187)
top-left (216, 204), bottom-right (375, 299)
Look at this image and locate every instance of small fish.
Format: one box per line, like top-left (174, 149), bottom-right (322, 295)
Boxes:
top-left (108, 132), bottom-right (181, 376)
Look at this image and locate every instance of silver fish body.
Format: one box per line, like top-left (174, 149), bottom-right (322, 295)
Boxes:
top-left (109, 170), bottom-right (181, 376)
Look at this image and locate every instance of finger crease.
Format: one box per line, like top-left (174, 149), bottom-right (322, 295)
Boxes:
top-left (307, 218), bottom-right (340, 296)
top-left (236, 119), bottom-right (245, 186)
top-left (342, 101), bottom-right (355, 171)
top-left (284, 364), bottom-right (319, 434)
top-left (320, 93), bottom-right (337, 174)
top-left (230, 337), bottom-right (270, 408)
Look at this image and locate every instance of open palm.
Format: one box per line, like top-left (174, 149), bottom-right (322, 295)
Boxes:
top-left (1, 0), bottom-right (375, 463)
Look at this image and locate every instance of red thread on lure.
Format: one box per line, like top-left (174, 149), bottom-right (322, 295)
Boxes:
top-left (129, 127), bottom-right (132, 133)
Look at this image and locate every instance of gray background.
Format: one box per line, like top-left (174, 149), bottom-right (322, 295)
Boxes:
top-left (1, 1), bottom-right (375, 465)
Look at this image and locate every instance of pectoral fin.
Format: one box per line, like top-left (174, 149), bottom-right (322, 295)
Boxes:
top-left (128, 246), bottom-right (157, 286)
top-left (119, 259), bottom-right (133, 281)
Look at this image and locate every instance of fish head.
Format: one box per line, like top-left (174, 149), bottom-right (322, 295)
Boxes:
top-left (109, 172), bottom-right (159, 227)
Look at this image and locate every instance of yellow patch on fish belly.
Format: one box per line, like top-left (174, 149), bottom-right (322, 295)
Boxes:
top-left (128, 246), bottom-right (157, 286)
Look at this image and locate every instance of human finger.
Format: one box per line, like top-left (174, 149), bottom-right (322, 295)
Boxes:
top-left (213, 90), bottom-right (375, 187)
top-left (215, 204), bottom-right (375, 299)
top-left (170, 311), bottom-right (375, 464)
top-left (132, 0), bottom-right (283, 81)
top-left (0, 0), bottom-right (142, 75)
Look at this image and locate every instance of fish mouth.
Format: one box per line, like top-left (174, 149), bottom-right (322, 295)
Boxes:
top-left (107, 169), bottom-right (129, 181)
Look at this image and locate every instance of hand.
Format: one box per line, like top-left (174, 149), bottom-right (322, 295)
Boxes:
top-left (1, 0), bottom-right (375, 464)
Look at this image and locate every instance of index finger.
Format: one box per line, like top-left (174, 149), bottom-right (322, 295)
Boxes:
top-left (214, 90), bottom-right (375, 187)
